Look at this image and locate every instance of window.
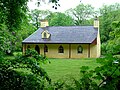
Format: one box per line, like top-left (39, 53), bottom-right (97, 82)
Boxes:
top-left (44, 32), bottom-right (47, 38)
top-left (58, 46), bottom-right (64, 53)
top-left (44, 45), bottom-right (48, 52)
top-left (77, 46), bottom-right (83, 53)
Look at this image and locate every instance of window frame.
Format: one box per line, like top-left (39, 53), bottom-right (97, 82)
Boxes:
top-left (77, 45), bottom-right (83, 54)
top-left (58, 45), bottom-right (64, 53)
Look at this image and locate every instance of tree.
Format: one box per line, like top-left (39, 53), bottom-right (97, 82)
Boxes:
top-left (0, 49), bottom-right (51, 89)
top-left (0, 24), bottom-right (15, 55)
top-left (31, 9), bottom-right (51, 29)
top-left (0, 0), bottom-right (37, 54)
top-left (15, 14), bottom-right (36, 51)
top-left (47, 12), bottom-right (74, 26)
top-left (0, 0), bottom-right (29, 32)
top-left (66, 3), bottom-right (95, 25)
top-left (106, 21), bottom-right (120, 54)
top-left (99, 3), bottom-right (120, 54)
top-left (0, 12), bottom-right (35, 54)
top-left (0, 0), bottom-right (29, 54)
top-left (99, 3), bottom-right (120, 43)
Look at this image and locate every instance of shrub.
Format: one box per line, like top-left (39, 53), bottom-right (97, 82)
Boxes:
top-left (0, 49), bottom-right (51, 90)
top-left (66, 55), bottom-right (120, 90)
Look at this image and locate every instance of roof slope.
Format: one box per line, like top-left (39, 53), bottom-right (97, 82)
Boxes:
top-left (22, 26), bottom-right (98, 44)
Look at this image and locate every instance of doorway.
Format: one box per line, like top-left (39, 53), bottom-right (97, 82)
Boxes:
top-left (35, 45), bottom-right (40, 54)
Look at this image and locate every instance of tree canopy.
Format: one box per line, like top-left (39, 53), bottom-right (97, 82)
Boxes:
top-left (99, 3), bottom-right (120, 55)
top-left (31, 9), bottom-right (51, 29)
top-left (47, 12), bottom-right (74, 26)
top-left (66, 3), bottom-right (94, 25)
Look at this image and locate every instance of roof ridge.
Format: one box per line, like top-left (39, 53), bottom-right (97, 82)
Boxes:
top-left (46, 25), bottom-right (93, 28)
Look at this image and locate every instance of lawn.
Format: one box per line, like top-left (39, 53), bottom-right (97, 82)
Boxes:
top-left (5, 53), bottom-right (100, 83)
top-left (41, 58), bottom-right (99, 82)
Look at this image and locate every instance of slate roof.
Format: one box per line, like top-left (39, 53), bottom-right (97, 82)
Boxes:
top-left (22, 26), bottom-right (98, 44)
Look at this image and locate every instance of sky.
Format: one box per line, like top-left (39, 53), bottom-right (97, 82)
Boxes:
top-left (28, 0), bottom-right (120, 12)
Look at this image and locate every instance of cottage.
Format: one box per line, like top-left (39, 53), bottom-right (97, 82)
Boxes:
top-left (22, 19), bottom-right (101, 58)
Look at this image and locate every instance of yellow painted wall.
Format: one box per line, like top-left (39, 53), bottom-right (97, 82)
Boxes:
top-left (23, 44), bottom-right (69, 58)
top-left (90, 44), bottom-right (97, 58)
top-left (71, 44), bottom-right (88, 58)
top-left (46, 44), bottom-right (69, 58)
top-left (23, 44), bottom-right (99, 58)
top-left (97, 29), bottom-right (101, 57)
top-left (23, 44), bottom-right (44, 54)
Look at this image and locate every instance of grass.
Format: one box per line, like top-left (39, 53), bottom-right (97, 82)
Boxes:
top-left (4, 52), bottom-right (100, 83)
top-left (41, 58), bottom-right (99, 82)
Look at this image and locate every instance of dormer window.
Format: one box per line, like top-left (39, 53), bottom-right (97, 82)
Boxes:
top-left (42, 30), bottom-right (51, 39)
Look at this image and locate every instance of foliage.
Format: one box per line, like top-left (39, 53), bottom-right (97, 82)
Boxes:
top-left (0, 49), bottom-right (65, 90)
top-left (99, 3), bottom-right (120, 43)
top-left (0, 0), bottom-right (36, 54)
top-left (66, 3), bottom-right (95, 25)
top-left (0, 0), bottom-right (28, 32)
top-left (47, 12), bottom-right (74, 26)
top-left (15, 14), bottom-right (36, 51)
top-left (30, 9), bottom-right (51, 29)
top-left (96, 55), bottom-right (120, 90)
top-left (105, 21), bottom-right (120, 54)
top-left (66, 55), bottom-right (120, 90)
top-left (100, 3), bottom-right (120, 55)
top-left (101, 20), bottom-right (120, 55)
top-left (0, 15), bottom-right (35, 54)
top-left (36, 0), bottom-right (60, 9)
top-left (0, 49), bottom-right (51, 90)
top-left (101, 43), bottom-right (107, 55)
top-left (0, 24), bottom-right (16, 55)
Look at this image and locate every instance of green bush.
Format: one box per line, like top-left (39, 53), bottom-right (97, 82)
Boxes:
top-left (66, 55), bottom-right (120, 90)
top-left (0, 49), bottom-right (51, 90)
